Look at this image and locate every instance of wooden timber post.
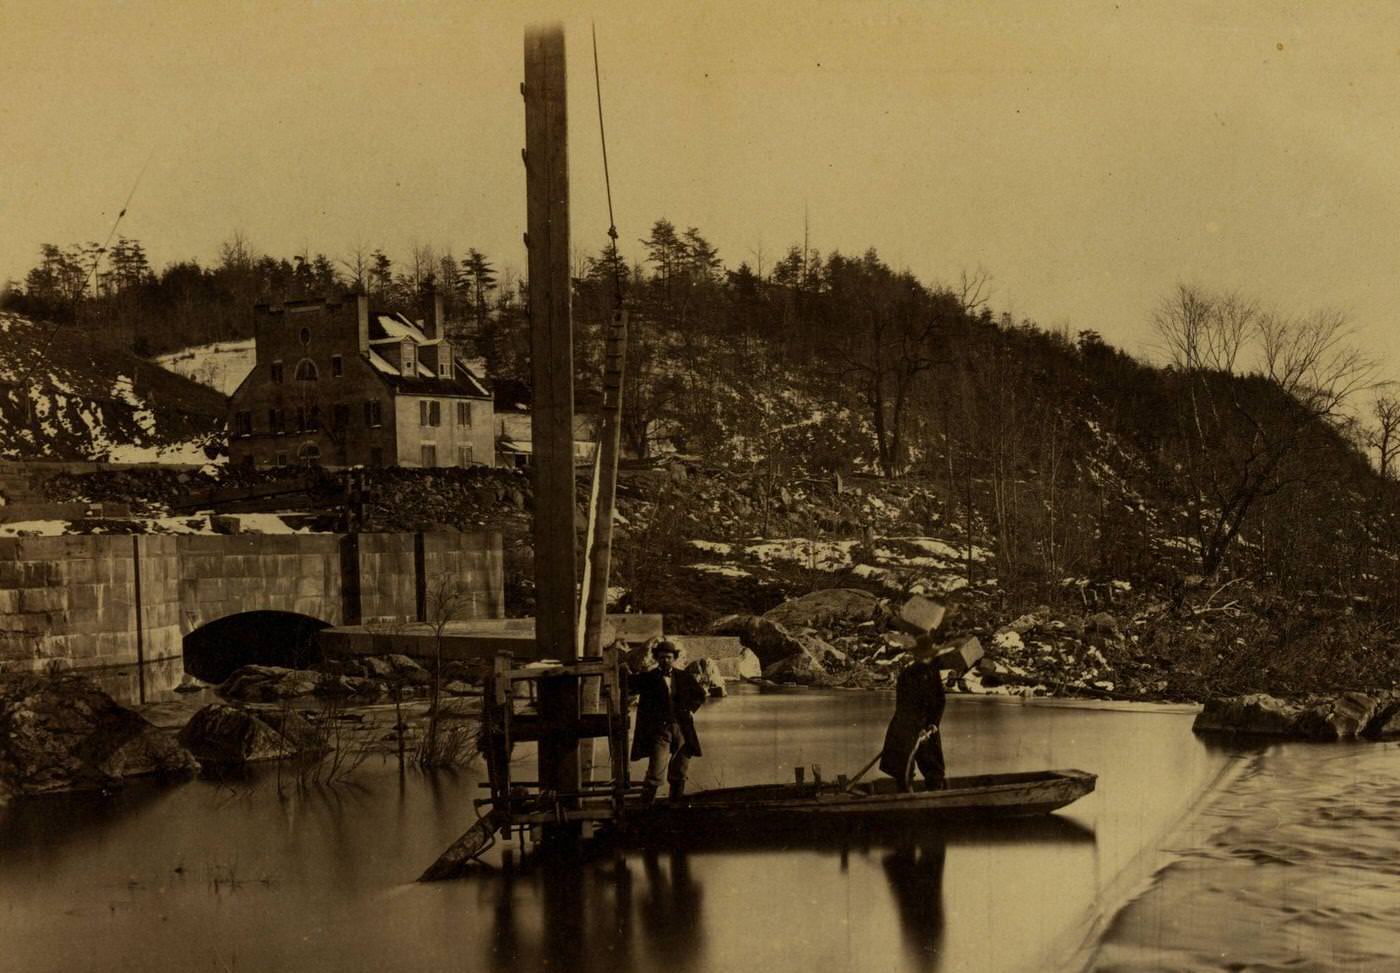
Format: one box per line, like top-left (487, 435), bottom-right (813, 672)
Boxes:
top-left (581, 310), bottom-right (628, 656)
top-left (523, 23), bottom-right (582, 811)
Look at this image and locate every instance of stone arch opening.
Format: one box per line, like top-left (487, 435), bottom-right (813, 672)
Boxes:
top-left (183, 611), bottom-right (330, 684)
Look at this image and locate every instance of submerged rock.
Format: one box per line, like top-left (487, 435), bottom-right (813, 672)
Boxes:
top-left (0, 674), bottom-right (198, 801)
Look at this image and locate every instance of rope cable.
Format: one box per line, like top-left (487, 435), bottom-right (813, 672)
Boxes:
top-left (21, 149), bottom-right (155, 426)
top-left (590, 22), bottom-right (625, 309)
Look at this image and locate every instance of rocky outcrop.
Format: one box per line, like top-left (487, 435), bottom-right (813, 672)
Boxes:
top-left (1194, 692), bottom-right (1400, 740)
top-left (762, 588), bottom-right (882, 631)
top-left (1193, 694), bottom-right (1304, 735)
top-left (0, 674), bottom-right (198, 801)
top-left (177, 703), bottom-right (300, 765)
top-left (1296, 692), bottom-right (1382, 741)
top-left (709, 613), bottom-right (843, 668)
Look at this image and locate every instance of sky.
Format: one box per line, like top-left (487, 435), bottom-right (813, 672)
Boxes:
top-left (5, 0), bottom-right (1400, 371)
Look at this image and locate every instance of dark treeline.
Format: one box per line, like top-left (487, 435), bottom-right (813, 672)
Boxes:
top-left (2, 234), bottom-right (512, 363)
top-left (6, 222), bottom-right (1400, 612)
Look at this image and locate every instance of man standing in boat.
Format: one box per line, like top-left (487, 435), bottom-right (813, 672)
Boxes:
top-left (629, 640), bottom-right (707, 804)
top-left (879, 635), bottom-right (947, 792)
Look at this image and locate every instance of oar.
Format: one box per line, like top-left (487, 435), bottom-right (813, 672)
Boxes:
top-left (842, 752), bottom-right (884, 793)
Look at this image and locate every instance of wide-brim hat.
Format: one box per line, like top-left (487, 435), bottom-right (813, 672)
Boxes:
top-left (909, 634), bottom-right (941, 661)
top-left (651, 639), bottom-right (683, 661)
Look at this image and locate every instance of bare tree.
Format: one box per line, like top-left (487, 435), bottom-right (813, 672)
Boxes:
top-left (421, 576), bottom-right (470, 766)
top-left (1155, 284), bottom-right (1374, 576)
top-left (1365, 386), bottom-right (1400, 479)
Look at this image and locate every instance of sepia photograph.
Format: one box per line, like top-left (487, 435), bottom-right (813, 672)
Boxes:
top-left (3, 2), bottom-right (1399, 970)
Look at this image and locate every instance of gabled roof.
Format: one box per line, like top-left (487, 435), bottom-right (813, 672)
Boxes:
top-left (367, 311), bottom-right (429, 343)
top-left (371, 358), bottom-right (492, 398)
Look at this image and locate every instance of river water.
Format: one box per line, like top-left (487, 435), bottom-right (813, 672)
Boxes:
top-left (0, 688), bottom-right (1244, 972)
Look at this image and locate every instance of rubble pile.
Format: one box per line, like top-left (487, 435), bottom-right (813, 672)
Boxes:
top-left (216, 656), bottom-right (484, 705)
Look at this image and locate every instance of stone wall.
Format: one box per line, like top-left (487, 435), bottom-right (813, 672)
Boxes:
top-left (0, 531), bottom-right (503, 684)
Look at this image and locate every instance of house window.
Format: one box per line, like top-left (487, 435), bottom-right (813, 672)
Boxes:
top-left (294, 407), bottom-right (306, 433)
top-left (402, 342), bottom-right (416, 376)
top-left (275, 452), bottom-right (288, 467)
top-left (456, 401), bottom-right (471, 426)
top-left (420, 400), bottom-right (441, 427)
top-left (298, 442), bottom-right (321, 466)
top-left (439, 359), bottom-right (451, 378)
top-left (295, 358), bottom-right (318, 382)
top-left (269, 407), bottom-right (284, 434)
top-left (369, 447), bottom-right (383, 467)
top-left (456, 445), bottom-right (473, 468)
top-left (420, 444), bottom-right (437, 467)
top-left (233, 411), bottom-right (252, 437)
top-left (331, 355), bottom-right (343, 377)
top-left (298, 326), bottom-right (312, 346)
top-left (364, 400), bottom-right (382, 428)
top-left (332, 403), bottom-right (349, 430)
top-left (271, 361), bottom-right (284, 384)
top-left (307, 405), bottom-right (322, 431)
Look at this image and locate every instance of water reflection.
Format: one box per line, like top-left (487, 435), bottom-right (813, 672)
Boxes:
top-left (882, 842), bottom-right (946, 971)
top-left (464, 817), bottom-right (1094, 973)
top-left (0, 692), bottom-right (1220, 973)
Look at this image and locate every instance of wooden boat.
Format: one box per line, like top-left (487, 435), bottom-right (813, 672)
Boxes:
top-left (610, 769), bottom-right (1096, 841)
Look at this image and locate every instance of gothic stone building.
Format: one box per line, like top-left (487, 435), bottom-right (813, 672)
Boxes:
top-left (228, 291), bottom-right (494, 468)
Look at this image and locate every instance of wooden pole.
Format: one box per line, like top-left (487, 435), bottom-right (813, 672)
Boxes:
top-left (582, 310), bottom-right (628, 656)
top-left (524, 23), bottom-right (580, 810)
top-left (577, 310), bottom-right (628, 784)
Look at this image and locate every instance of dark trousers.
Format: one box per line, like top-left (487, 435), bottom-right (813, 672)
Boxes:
top-left (891, 733), bottom-right (945, 792)
top-left (641, 722), bottom-right (690, 797)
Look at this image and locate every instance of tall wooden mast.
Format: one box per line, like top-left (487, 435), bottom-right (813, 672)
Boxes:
top-left (524, 23), bottom-right (580, 803)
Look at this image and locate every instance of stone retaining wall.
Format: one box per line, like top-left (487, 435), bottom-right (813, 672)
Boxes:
top-left (0, 531), bottom-right (503, 683)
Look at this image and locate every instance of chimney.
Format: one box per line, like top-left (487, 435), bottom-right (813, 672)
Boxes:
top-left (420, 284), bottom-right (443, 340)
top-left (355, 291), bottom-right (369, 353)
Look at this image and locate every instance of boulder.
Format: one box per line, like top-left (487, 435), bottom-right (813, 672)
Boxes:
top-left (177, 703), bottom-right (297, 765)
top-left (710, 614), bottom-right (835, 668)
top-left (686, 657), bottom-right (727, 697)
top-left (385, 654), bottom-right (431, 683)
top-left (258, 708), bottom-right (321, 752)
top-left (361, 656), bottom-right (397, 678)
top-left (219, 665), bottom-right (320, 703)
top-left (1296, 693), bottom-right (1382, 741)
top-left (763, 588), bottom-right (881, 631)
top-left (763, 650), bottom-right (828, 686)
top-left (1364, 699), bottom-right (1400, 739)
top-left (1, 675), bottom-right (198, 800)
top-left (734, 647), bottom-right (762, 680)
top-left (1193, 694), bottom-right (1303, 736)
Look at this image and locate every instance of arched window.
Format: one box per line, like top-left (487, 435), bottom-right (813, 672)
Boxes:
top-left (295, 358), bottom-right (319, 382)
top-left (298, 442), bottom-right (321, 466)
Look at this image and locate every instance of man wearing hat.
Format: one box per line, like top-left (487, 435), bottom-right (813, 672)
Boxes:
top-left (629, 640), bottom-right (707, 803)
top-left (878, 633), bottom-right (947, 792)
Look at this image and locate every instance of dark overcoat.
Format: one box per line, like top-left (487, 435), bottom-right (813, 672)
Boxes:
top-left (878, 660), bottom-right (945, 778)
top-left (628, 668), bottom-right (706, 761)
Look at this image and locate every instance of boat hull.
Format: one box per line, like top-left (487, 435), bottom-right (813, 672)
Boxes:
top-left (611, 769), bottom-right (1096, 840)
